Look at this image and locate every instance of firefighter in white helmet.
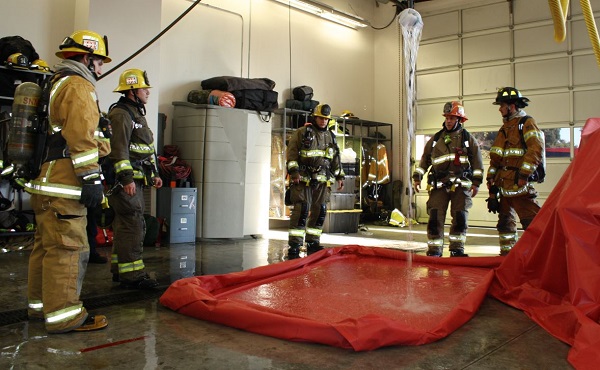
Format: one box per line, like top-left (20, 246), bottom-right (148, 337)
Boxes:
top-left (286, 104), bottom-right (345, 258)
top-left (413, 101), bottom-right (484, 257)
top-left (26, 29), bottom-right (111, 333)
top-left (106, 68), bottom-right (162, 288)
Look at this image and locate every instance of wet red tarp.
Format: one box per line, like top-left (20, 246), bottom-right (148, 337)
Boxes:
top-left (489, 118), bottom-right (600, 370)
top-left (160, 246), bottom-right (502, 350)
top-left (160, 119), bottom-right (600, 368)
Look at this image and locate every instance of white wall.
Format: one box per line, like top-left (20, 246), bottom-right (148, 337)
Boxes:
top-left (1, 0), bottom-right (398, 213)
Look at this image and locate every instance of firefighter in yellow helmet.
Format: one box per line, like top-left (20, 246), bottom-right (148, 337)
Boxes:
top-left (487, 87), bottom-right (543, 256)
top-left (107, 68), bottom-right (163, 288)
top-left (286, 104), bottom-right (345, 258)
top-left (413, 101), bottom-right (484, 257)
top-left (26, 30), bottom-right (111, 333)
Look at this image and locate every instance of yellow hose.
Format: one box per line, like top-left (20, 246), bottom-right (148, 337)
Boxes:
top-left (580, 0), bottom-right (600, 68)
top-left (548, 0), bottom-right (569, 42)
top-left (548, 0), bottom-right (600, 68)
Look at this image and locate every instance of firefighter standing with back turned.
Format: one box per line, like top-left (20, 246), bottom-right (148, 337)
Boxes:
top-left (413, 102), bottom-right (484, 257)
top-left (486, 87), bottom-right (543, 256)
top-left (286, 104), bottom-right (345, 259)
top-left (26, 30), bottom-right (111, 333)
top-left (107, 68), bottom-right (162, 289)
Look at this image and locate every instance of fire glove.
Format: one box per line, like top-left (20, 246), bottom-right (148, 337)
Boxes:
top-left (486, 185), bottom-right (500, 214)
top-left (80, 175), bottom-right (104, 208)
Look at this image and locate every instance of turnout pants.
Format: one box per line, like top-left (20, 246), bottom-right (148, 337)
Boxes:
top-left (109, 181), bottom-right (147, 281)
top-left (425, 186), bottom-right (472, 254)
top-left (27, 194), bottom-right (89, 333)
top-left (288, 182), bottom-right (330, 247)
top-left (497, 192), bottom-right (541, 252)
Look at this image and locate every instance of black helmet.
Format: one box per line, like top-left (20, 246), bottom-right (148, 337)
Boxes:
top-left (493, 87), bottom-right (529, 108)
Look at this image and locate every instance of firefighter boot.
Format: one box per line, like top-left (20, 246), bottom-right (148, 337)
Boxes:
top-left (73, 315), bottom-right (109, 332)
top-left (120, 273), bottom-right (159, 290)
top-left (306, 241), bottom-right (323, 255)
top-left (426, 247), bottom-right (442, 257)
top-left (286, 243), bottom-right (301, 259)
top-left (450, 249), bottom-right (469, 257)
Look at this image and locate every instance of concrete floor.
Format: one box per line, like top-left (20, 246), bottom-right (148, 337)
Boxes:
top-left (0, 223), bottom-right (573, 369)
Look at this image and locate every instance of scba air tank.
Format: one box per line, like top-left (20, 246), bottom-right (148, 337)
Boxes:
top-left (8, 82), bottom-right (41, 164)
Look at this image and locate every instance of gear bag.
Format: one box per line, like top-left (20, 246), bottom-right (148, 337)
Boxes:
top-left (292, 85), bottom-right (314, 101)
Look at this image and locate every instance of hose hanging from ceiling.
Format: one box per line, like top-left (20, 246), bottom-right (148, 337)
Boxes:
top-left (548, 0), bottom-right (600, 68)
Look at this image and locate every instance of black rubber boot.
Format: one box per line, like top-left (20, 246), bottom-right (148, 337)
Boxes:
top-left (426, 249), bottom-right (442, 257)
top-left (120, 274), bottom-right (159, 289)
top-left (450, 250), bottom-right (469, 257)
top-left (306, 241), bottom-right (323, 255)
top-left (287, 243), bottom-right (301, 259)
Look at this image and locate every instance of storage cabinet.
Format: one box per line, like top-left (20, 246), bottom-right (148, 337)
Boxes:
top-left (171, 102), bottom-right (271, 238)
top-left (270, 109), bottom-right (393, 233)
top-left (335, 117), bottom-right (393, 220)
top-left (157, 187), bottom-right (197, 243)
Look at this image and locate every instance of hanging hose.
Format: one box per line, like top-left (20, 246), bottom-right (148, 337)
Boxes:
top-left (99, 0), bottom-right (203, 80)
top-left (548, 0), bottom-right (600, 68)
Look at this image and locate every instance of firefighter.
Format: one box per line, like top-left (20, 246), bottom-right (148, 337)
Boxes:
top-left (286, 104), bottom-right (345, 258)
top-left (107, 68), bottom-right (163, 289)
top-left (486, 87), bottom-right (543, 256)
top-left (26, 30), bottom-right (111, 333)
top-left (413, 101), bottom-right (484, 257)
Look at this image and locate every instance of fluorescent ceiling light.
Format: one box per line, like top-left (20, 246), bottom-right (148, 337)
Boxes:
top-left (272, 0), bottom-right (369, 29)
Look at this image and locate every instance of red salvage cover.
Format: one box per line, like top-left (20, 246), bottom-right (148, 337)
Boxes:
top-left (160, 246), bottom-right (502, 351)
top-left (490, 118), bottom-right (600, 370)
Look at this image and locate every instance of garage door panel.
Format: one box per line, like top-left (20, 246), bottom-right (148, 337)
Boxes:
top-left (461, 98), bottom-right (500, 129)
top-left (416, 71), bottom-right (459, 100)
top-left (572, 17), bottom-right (600, 51)
top-left (573, 55), bottom-right (600, 85)
top-left (463, 33), bottom-right (511, 64)
top-left (515, 58), bottom-right (569, 90)
top-left (416, 103), bottom-right (447, 131)
top-left (421, 12), bottom-right (459, 40)
top-left (513, 0), bottom-right (556, 24)
top-left (463, 64), bottom-right (512, 96)
top-left (523, 92), bottom-right (571, 124)
top-left (574, 90), bottom-right (600, 122)
top-left (418, 40), bottom-right (459, 70)
top-left (462, 2), bottom-right (509, 32)
top-left (514, 25), bottom-right (568, 57)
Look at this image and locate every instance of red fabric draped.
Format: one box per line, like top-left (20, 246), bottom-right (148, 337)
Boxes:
top-left (490, 118), bottom-right (600, 370)
top-left (160, 119), bottom-right (600, 368)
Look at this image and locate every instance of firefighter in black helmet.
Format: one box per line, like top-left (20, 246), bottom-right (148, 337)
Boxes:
top-left (286, 104), bottom-right (345, 258)
top-left (487, 87), bottom-right (543, 256)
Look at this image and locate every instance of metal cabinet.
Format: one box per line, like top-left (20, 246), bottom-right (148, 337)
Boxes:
top-left (335, 117), bottom-right (394, 221)
top-left (157, 187), bottom-right (197, 243)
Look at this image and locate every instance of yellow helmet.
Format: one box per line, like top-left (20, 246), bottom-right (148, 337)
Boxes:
top-left (56, 30), bottom-right (111, 62)
top-left (6, 53), bottom-right (29, 69)
top-left (30, 59), bottom-right (50, 72)
top-left (313, 104), bottom-right (332, 119)
top-left (113, 69), bottom-right (152, 92)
